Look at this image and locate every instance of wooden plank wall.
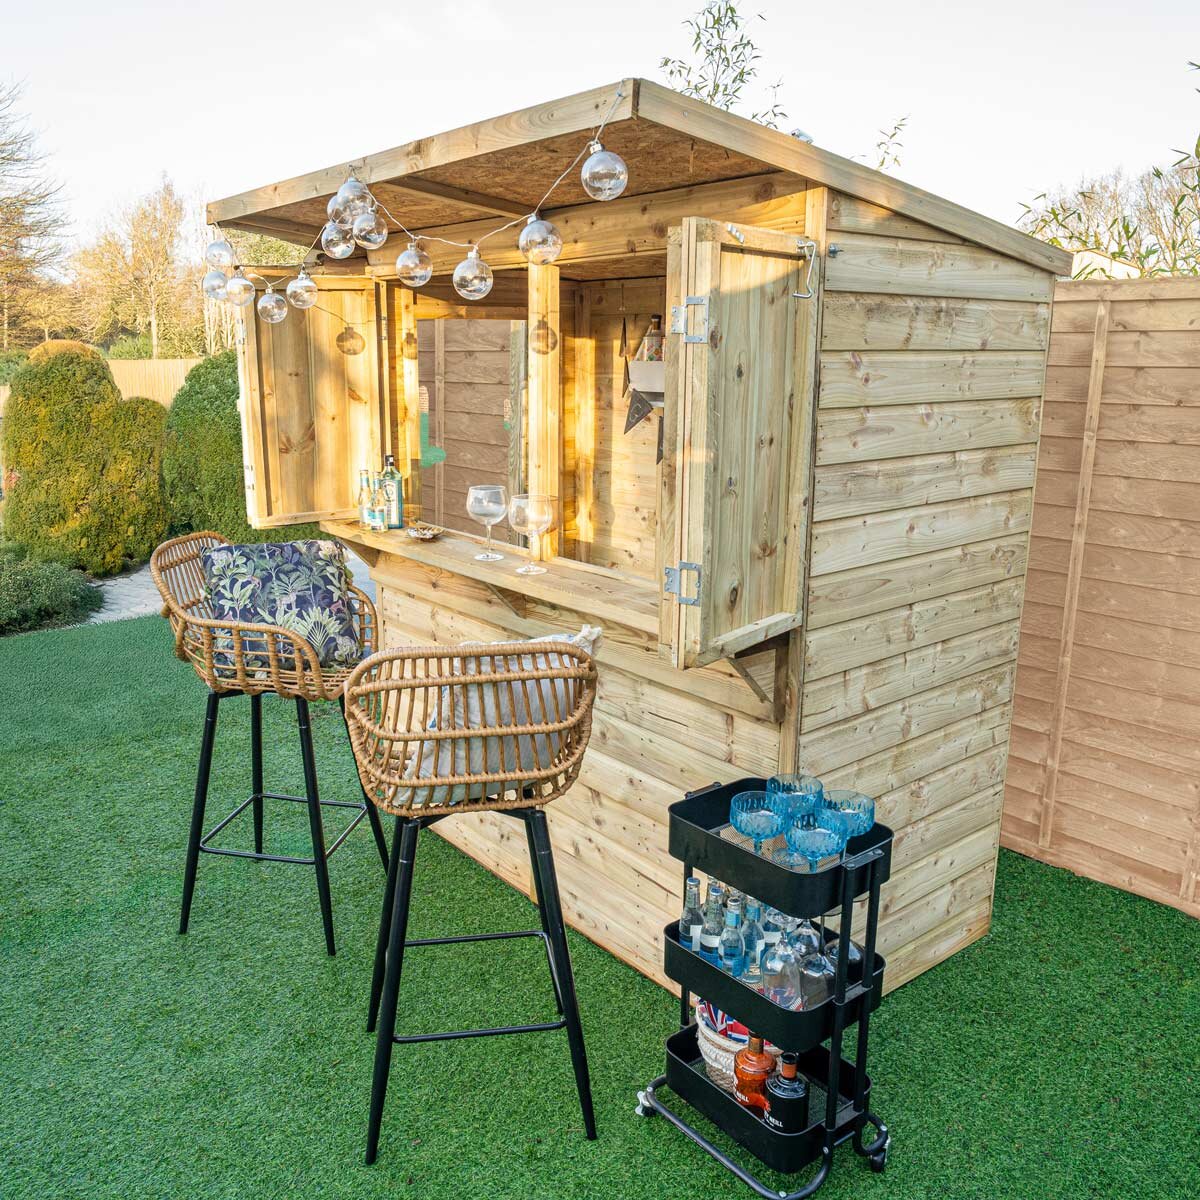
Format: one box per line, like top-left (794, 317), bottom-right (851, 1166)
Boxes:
top-left (795, 191), bottom-right (1054, 984)
top-left (1003, 277), bottom-right (1200, 919)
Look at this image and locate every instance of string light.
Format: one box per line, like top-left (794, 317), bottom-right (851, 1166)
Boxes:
top-left (203, 86), bottom-right (628, 323)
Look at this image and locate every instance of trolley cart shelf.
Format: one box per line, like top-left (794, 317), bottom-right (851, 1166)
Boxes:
top-left (637, 777), bottom-right (892, 1196)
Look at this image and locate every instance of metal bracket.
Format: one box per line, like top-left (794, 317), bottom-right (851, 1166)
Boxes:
top-left (670, 296), bottom-right (709, 344)
top-left (664, 561), bottom-right (702, 606)
top-left (792, 238), bottom-right (820, 300)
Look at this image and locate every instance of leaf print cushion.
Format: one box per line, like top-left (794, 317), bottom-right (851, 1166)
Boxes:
top-left (200, 540), bottom-right (362, 671)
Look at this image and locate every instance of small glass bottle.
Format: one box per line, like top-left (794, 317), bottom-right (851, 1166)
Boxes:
top-left (368, 474), bottom-right (387, 532)
top-left (680, 877), bottom-right (704, 954)
top-left (380, 453), bottom-right (405, 529)
top-left (642, 314), bottom-right (664, 362)
top-left (764, 1052), bottom-right (810, 1133)
top-left (698, 888), bottom-right (724, 966)
top-left (733, 1034), bottom-right (774, 1114)
top-left (740, 897), bottom-right (766, 989)
top-left (717, 895), bottom-right (747, 977)
top-left (356, 468), bottom-right (372, 528)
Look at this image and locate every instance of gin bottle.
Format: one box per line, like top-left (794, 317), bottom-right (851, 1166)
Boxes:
top-left (764, 1052), bottom-right (810, 1133)
top-left (356, 468), bottom-right (372, 528)
top-left (380, 453), bottom-right (405, 529)
top-left (680, 877), bottom-right (704, 953)
top-left (717, 896), bottom-right (747, 977)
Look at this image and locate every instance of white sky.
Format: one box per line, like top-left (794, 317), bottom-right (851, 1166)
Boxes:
top-left (4, 0), bottom-right (1198, 246)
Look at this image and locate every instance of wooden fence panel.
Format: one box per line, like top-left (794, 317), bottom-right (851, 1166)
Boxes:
top-left (107, 358), bottom-right (202, 404)
top-left (1003, 277), bottom-right (1200, 918)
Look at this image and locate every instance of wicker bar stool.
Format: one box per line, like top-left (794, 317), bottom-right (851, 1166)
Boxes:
top-left (150, 531), bottom-right (390, 956)
top-left (343, 641), bottom-right (599, 1164)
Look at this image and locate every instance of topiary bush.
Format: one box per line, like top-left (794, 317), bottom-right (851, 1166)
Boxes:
top-left (26, 339), bottom-right (104, 365)
top-left (162, 351), bottom-right (319, 544)
top-left (0, 542), bottom-right (102, 635)
top-left (0, 350), bottom-right (28, 385)
top-left (1, 353), bottom-right (168, 575)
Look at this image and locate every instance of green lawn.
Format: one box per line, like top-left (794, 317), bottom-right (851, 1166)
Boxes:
top-left (2, 616), bottom-right (1197, 1200)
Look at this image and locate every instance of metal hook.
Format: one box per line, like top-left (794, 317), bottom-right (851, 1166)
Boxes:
top-left (792, 238), bottom-right (819, 300)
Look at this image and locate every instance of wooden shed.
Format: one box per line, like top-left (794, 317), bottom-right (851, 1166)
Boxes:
top-left (209, 79), bottom-right (1072, 992)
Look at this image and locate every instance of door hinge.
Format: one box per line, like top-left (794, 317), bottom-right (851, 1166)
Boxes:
top-left (669, 296), bottom-right (709, 344)
top-left (664, 561), bottom-right (702, 606)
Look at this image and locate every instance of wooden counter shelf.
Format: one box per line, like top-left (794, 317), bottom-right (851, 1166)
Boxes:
top-left (219, 78), bottom-right (1067, 999)
top-left (323, 520), bottom-right (659, 635)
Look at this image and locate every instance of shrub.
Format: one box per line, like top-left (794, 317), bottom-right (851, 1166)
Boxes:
top-left (27, 339), bottom-right (104, 365)
top-left (0, 543), bottom-right (102, 635)
top-left (1, 353), bottom-right (168, 575)
top-left (105, 334), bottom-right (152, 360)
top-left (162, 351), bottom-right (319, 544)
top-left (0, 350), bottom-right (27, 385)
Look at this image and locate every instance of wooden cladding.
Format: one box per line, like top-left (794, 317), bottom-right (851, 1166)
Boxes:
top-left (1003, 277), bottom-right (1200, 919)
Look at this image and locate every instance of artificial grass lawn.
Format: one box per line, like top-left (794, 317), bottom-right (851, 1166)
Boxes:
top-left (1, 616), bottom-right (1197, 1200)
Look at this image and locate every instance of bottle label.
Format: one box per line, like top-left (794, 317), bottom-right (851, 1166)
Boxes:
top-left (698, 932), bottom-right (720, 964)
top-left (686, 922), bottom-right (703, 952)
top-left (382, 479), bottom-right (403, 529)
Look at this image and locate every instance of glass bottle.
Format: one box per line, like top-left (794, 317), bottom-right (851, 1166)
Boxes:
top-left (717, 895), bottom-right (746, 977)
top-left (368, 474), bottom-right (387, 532)
top-left (642, 314), bottom-right (664, 362)
top-left (740, 897), bottom-right (766, 989)
top-left (733, 1034), bottom-right (774, 1114)
top-left (764, 1052), bottom-right (810, 1133)
top-left (380, 453), bottom-right (405, 529)
top-left (698, 887), bottom-right (724, 965)
top-left (680, 877), bottom-right (704, 954)
top-left (761, 906), bottom-right (783, 954)
top-left (356, 468), bottom-right (372, 528)
top-left (762, 915), bottom-right (802, 1009)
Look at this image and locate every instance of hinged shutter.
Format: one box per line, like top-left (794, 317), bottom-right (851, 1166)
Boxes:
top-left (659, 217), bottom-right (819, 670)
top-left (237, 274), bottom-right (386, 528)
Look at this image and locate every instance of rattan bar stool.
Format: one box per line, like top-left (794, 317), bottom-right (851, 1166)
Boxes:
top-left (150, 531), bottom-right (390, 956)
top-left (343, 641), bottom-right (599, 1164)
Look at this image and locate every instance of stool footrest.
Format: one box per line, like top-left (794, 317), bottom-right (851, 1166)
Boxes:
top-left (199, 792), bottom-right (368, 864)
top-left (393, 1019), bottom-right (567, 1045)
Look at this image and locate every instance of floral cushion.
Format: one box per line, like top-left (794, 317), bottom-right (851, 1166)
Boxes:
top-left (200, 540), bottom-right (361, 671)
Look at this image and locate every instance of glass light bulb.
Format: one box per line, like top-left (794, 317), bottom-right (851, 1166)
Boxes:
top-left (201, 269), bottom-right (228, 301)
top-left (395, 241), bottom-right (433, 287)
top-left (518, 215), bottom-right (563, 265)
top-left (581, 140), bottom-right (628, 201)
top-left (321, 220), bottom-right (355, 260)
top-left (257, 288), bottom-right (288, 325)
top-left (333, 176), bottom-right (374, 222)
top-left (224, 269), bottom-right (255, 307)
top-left (326, 192), bottom-right (351, 228)
top-left (286, 268), bottom-right (318, 309)
top-left (352, 209), bottom-right (389, 250)
top-left (205, 239), bottom-right (235, 269)
top-left (452, 247), bottom-right (493, 300)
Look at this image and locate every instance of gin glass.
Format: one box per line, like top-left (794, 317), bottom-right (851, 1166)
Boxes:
top-left (508, 494), bottom-right (555, 575)
top-left (820, 789), bottom-right (875, 838)
top-left (729, 790), bottom-right (785, 856)
top-left (767, 773), bottom-right (823, 824)
top-left (466, 484), bottom-right (508, 561)
top-left (775, 810), bottom-right (849, 872)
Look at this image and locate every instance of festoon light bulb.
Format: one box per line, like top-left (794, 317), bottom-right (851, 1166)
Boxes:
top-left (201, 269), bottom-right (228, 301)
top-left (321, 221), bottom-right (355, 260)
top-left (395, 241), bottom-right (433, 287)
top-left (352, 209), bottom-right (389, 250)
top-left (224, 268), bottom-right (255, 307)
top-left (205, 239), bottom-right (235, 270)
top-left (286, 268), bottom-right (318, 309)
top-left (580, 140), bottom-right (628, 201)
top-left (452, 246), bottom-right (493, 300)
top-left (257, 287), bottom-right (288, 325)
top-left (518, 214), bottom-right (563, 265)
top-left (329, 175), bottom-right (374, 226)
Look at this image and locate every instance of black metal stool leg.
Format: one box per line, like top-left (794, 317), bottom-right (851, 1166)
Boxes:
top-left (296, 698), bottom-right (336, 956)
top-left (524, 814), bottom-right (564, 1015)
top-left (366, 818), bottom-right (420, 1165)
top-left (250, 693), bottom-right (264, 855)
top-left (339, 696), bottom-right (389, 871)
top-left (368, 814), bottom-right (405, 1032)
top-left (180, 691), bottom-right (220, 935)
top-left (527, 808), bottom-right (597, 1140)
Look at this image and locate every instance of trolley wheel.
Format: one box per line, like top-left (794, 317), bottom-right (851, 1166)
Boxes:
top-left (634, 1090), bottom-right (653, 1118)
top-left (869, 1143), bottom-right (888, 1173)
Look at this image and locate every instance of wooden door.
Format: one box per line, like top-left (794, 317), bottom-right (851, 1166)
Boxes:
top-left (237, 275), bottom-right (386, 528)
top-left (659, 217), bottom-right (819, 669)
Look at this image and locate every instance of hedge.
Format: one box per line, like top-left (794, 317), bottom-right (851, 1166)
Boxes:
top-left (27, 339), bottom-right (104, 365)
top-left (1, 353), bottom-right (168, 575)
top-left (0, 543), bottom-right (103, 635)
top-left (162, 351), bottom-right (319, 544)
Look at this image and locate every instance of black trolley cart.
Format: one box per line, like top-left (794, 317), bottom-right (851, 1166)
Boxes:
top-left (635, 778), bottom-right (892, 1198)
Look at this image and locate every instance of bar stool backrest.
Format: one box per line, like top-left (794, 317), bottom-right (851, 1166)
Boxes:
top-left (344, 642), bottom-right (598, 817)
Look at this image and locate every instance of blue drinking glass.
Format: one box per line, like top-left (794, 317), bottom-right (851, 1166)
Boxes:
top-left (821, 789), bottom-right (875, 838)
top-left (729, 790), bottom-right (785, 855)
top-left (767, 773), bottom-right (823, 824)
top-left (782, 810), bottom-right (850, 873)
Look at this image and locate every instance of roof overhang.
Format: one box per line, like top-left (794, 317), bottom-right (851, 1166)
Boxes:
top-left (207, 78), bottom-right (1073, 276)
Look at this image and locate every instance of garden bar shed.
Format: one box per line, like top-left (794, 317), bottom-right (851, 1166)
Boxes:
top-left (209, 79), bottom-right (1072, 992)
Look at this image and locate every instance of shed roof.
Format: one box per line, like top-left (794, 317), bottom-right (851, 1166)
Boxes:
top-left (208, 78), bottom-right (1072, 276)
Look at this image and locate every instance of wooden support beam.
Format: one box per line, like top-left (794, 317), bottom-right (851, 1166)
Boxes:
top-left (1036, 297), bottom-right (1109, 849)
top-left (573, 286), bottom-right (595, 562)
top-left (375, 177), bottom-right (529, 218)
top-left (396, 287), bottom-right (422, 511)
top-left (527, 263), bottom-right (561, 559)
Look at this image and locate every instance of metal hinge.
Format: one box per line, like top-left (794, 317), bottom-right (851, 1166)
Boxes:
top-left (669, 296), bottom-right (709, 343)
top-left (664, 561), bottom-right (702, 606)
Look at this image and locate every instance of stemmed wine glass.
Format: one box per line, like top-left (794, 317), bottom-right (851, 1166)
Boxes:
top-left (820, 789), bottom-right (875, 838)
top-left (729, 790), bottom-right (785, 856)
top-left (466, 484), bottom-right (508, 562)
top-left (767, 773), bottom-right (823, 824)
top-left (507, 494), bottom-right (555, 575)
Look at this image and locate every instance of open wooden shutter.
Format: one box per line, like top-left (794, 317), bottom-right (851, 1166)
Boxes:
top-left (659, 218), bottom-right (819, 669)
top-left (237, 275), bottom-right (386, 528)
